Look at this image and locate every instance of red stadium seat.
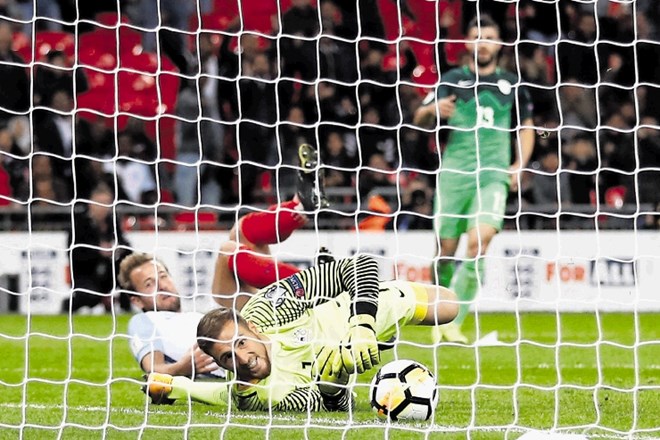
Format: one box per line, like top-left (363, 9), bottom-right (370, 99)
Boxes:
top-left (174, 211), bottom-right (219, 230)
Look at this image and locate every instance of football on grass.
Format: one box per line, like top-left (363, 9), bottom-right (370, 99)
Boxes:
top-left (369, 359), bottom-right (438, 421)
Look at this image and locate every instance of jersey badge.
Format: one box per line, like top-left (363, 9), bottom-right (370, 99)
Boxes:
top-left (497, 79), bottom-right (512, 95)
top-left (287, 277), bottom-right (305, 298)
top-left (264, 285), bottom-right (287, 308)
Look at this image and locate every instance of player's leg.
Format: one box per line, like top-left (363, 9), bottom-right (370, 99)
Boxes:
top-left (371, 281), bottom-right (458, 349)
top-left (234, 142), bottom-right (328, 246)
top-left (212, 239), bottom-right (299, 310)
top-left (431, 175), bottom-right (470, 288)
top-left (452, 182), bottom-right (507, 328)
top-left (432, 178), bottom-right (472, 342)
top-left (236, 201), bottom-right (307, 247)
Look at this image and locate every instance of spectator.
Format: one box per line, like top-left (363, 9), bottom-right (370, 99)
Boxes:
top-left (28, 154), bottom-right (69, 205)
top-left (598, 112), bottom-right (635, 203)
top-left (0, 20), bottom-right (29, 121)
top-left (34, 50), bottom-right (88, 107)
top-left (115, 131), bottom-right (157, 204)
top-left (321, 131), bottom-right (354, 189)
top-left (390, 177), bottom-right (434, 231)
top-left (238, 52), bottom-right (277, 204)
top-left (558, 9), bottom-right (598, 85)
top-left (0, 120), bottom-right (28, 205)
top-left (637, 116), bottom-right (660, 207)
top-left (558, 80), bottom-right (597, 142)
top-left (280, 0), bottom-right (320, 81)
top-left (63, 183), bottom-right (131, 313)
top-left (319, 1), bottom-right (358, 83)
top-left (276, 105), bottom-right (315, 195)
top-left (174, 80), bottom-right (223, 207)
top-left (563, 136), bottom-right (597, 206)
top-left (33, 89), bottom-right (74, 199)
top-left (531, 151), bottom-right (571, 209)
top-left (358, 107), bottom-right (397, 168)
top-left (133, 0), bottom-right (198, 74)
top-left (358, 152), bottom-right (395, 200)
top-left (7, 115), bottom-right (30, 155)
top-left (16, 0), bottom-right (62, 34)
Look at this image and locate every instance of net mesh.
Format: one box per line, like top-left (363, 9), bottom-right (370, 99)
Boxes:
top-left (1, 0), bottom-right (659, 438)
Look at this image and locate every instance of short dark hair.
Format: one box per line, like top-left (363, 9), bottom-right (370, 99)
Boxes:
top-left (197, 308), bottom-right (250, 355)
top-left (466, 14), bottom-right (500, 36)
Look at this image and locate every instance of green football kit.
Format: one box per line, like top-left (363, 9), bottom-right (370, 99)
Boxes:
top-left (429, 65), bottom-right (534, 238)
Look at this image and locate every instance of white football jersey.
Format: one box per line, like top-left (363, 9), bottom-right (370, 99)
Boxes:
top-left (128, 311), bottom-right (225, 378)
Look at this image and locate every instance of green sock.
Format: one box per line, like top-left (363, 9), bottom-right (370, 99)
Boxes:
top-left (432, 259), bottom-right (455, 288)
top-left (451, 259), bottom-right (483, 326)
top-left (170, 376), bottom-right (229, 406)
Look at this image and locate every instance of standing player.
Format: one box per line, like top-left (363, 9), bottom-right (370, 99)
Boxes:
top-left (144, 255), bottom-right (459, 411)
top-left (121, 144), bottom-right (329, 378)
top-left (413, 16), bottom-right (535, 343)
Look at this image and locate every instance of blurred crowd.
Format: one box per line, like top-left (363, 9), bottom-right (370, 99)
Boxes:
top-left (0, 0), bottom-right (658, 231)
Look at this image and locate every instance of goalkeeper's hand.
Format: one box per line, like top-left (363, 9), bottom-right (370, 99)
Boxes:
top-left (314, 349), bottom-right (351, 396)
top-left (332, 314), bottom-right (380, 375)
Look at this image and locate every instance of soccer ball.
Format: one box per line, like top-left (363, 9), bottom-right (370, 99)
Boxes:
top-left (369, 359), bottom-right (438, 422)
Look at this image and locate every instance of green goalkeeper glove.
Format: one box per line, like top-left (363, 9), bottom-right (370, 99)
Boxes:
top-left (332, 314), bottom-right (380, 375)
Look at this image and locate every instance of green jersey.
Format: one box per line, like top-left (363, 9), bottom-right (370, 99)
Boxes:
top-left (430, 65), bottom-right (533, 187)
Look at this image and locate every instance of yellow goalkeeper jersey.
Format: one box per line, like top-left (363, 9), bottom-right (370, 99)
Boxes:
top-left (228, 256), bottom-right (429, 411)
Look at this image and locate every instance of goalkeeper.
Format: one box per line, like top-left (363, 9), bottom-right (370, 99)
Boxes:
top-left (413, 15), bottom-right (535, 343)
top-left (144, 254), bottom-right (458, 411)
top-left (122, 144), bottom-right (329, 378)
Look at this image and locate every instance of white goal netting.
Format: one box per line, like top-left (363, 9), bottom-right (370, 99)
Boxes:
top-left (1, 0), bottom-right (659, 438)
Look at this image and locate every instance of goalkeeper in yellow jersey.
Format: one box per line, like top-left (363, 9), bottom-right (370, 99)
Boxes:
top-left (144, 255), bottom-right (458, 411)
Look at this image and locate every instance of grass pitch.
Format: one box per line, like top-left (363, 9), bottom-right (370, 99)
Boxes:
top-left (1, 313), bottom-right (659, 439)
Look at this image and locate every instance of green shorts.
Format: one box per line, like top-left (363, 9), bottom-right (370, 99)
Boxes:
top-left (433, 180), bottom-right (508, 239)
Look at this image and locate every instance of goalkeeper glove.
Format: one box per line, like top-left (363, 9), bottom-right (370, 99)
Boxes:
top-left (332, 314), bottom-right (380, 375)
top-left (142, 372), bottom-right (176, 405)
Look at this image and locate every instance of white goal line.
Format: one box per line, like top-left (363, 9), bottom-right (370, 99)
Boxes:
top-left (0, 403), bottom-right (655, 439)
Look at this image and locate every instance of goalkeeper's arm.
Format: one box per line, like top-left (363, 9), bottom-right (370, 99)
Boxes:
top-left (305, 255), bottom-right (381, 376)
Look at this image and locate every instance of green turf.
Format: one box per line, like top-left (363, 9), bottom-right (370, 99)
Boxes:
top-left (1, 313), bottom-right (659, 439)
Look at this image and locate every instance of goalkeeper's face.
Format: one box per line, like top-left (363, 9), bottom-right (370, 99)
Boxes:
top-left (210, 320), bottom-right (271, 381)
top-left (129, 261), bottom-right (181, 312)
top-left (465, 25), bottom-right (501, 68)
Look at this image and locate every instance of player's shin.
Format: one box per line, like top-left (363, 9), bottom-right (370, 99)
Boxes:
top-left (452, 259), bottom-right (483, 326)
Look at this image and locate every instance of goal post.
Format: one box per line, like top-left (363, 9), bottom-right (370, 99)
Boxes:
top-left (1, 0), bottom-right (659, 438)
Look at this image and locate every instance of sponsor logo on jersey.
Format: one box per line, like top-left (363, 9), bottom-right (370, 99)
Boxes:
top-left (457, 79), bottom-right (474, 87)
top-left (264, 285), bottom-right (287, 307)
top-left (497, 79), bottom-right (512, 95)
top-left (287, 276), bottom-right (305, 298)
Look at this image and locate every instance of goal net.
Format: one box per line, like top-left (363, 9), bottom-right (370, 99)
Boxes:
top-left (1, 0), bottom-right (659, 438)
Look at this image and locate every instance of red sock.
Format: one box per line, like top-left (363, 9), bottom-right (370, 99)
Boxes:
top-left (228, 245), bottom-right (300, 288)
top-left (240, 200), bottom-right (305, 245)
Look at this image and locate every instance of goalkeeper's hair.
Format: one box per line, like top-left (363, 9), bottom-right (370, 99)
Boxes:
top-left (197, 308), bottom-right (250, 355)
top-left (467, 14), bottom-right (501, 36)
top-left (117, 252), bottom-right (169, 292)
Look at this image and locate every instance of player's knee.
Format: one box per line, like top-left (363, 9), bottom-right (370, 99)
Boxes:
top-left (219, 240), bottom-right (241, 254)
top-left (437, 286), bottom-right (458, 324)
top-left (423, 285), bottom-right (458, 325)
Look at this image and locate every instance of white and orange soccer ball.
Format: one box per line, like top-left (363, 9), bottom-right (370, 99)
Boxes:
top-left (369, 359), bottom-right (438, 422)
